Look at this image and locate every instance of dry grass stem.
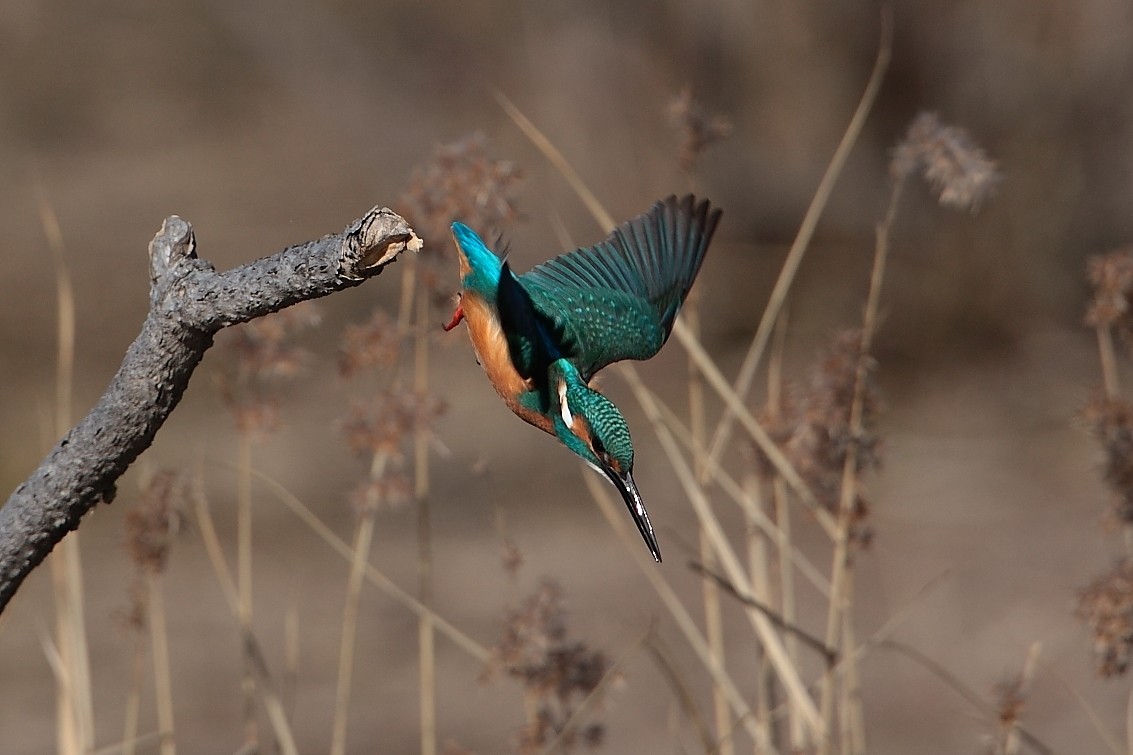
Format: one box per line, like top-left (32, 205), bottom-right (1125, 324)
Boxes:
top-left (244, 467), bottom-right (491, 662)
top-left (483, 580), bottom-right (612, 753)
top-left (415, 284), bottom-right (438, 755)
top-left (191, 473), bottom-right (299, 755)
top-left (649, 392), bottom-right (832, 596)
top-left (583, 473), bottom-right (776, 752)
top-left (39, 184), bottom-right (94, 755)
top-left (683, 301), bottom-right (734, 755)
top-left (644, 632), bottom-right (716, 753)
top-left (663, 330), bottom-right (838, 535)
top-left (330, 454), bottom-right (388, 755)
top-left (618, 364), bottom-right (823, 738)
top-left (494, 89), bottom-right (615, 233)
top-left (1000, 643), bottom-right (1042, 755)
top-left (702, 11), bottom-right (893, 475)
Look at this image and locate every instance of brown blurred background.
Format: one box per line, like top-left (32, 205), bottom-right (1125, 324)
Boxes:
top-left (1, 0), bottom-right (1131, 752)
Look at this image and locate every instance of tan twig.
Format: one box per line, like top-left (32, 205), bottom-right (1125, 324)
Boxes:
top-left (149, 576), bottom-right (175, 755)
top-left (40, 184), bottom-right (94, 755)
top-left (649, 388), bottom-right (832, 596)
top-left (1098, 327), bottom-right (1121, 398)
top-left (493, 89), bottom-right (616, 232)
top-left (192, 473), bottom-right (299, 755)
top-left (688, 562), bottom-right (836, 665)
top-left (540, 627), bottom-right (651, 755)
top-left (583, 473), bottom-right (778, 752)
top-left (879, 640), bottom-right (1055, 755)
top-left (702, 9), bottom-right (893, 476)
top-left (121, 631), bottom-right (144, 755)
top-left (243, 466), bottom-right (491, 662)
top-left (645, 631), bottom-right (716, 754)
top-left (1001, 643), bottom-right (1042, 755)
top-left (414, 278), bottom-right (437, 755)
top-left (685, 301), bottom-right (733, 755)
top-left (236, 436), bottom-right (257, 748)
top-left (330, 454), bottom-right (388, 755)
top-left (819, 160), bottom-right (905, 754)
top-left (618, 364), bottom-right (823, 738)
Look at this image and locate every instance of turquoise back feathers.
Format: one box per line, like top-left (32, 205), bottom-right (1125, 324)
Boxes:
top-left (455, 194), bottom-right (721, 385)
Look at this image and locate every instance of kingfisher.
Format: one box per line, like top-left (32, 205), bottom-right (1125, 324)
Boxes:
top-left (443, 195), bottom-right (721, 562)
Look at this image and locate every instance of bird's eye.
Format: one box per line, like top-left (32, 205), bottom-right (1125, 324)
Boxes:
top-left (592, 436), bottom-right (606, 455)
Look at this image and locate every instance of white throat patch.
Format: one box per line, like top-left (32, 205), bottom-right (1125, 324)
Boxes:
top-left (557, 381), bottom-right (574, 428)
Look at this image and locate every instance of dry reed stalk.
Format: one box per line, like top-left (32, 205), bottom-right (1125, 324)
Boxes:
top-left (283, 596), bottom-right (300, 719)
top-left (1087, 261), bottom-right (1130, 553)
top-left (244, 467), bottom-right (490, 661)
top-left (1041, 665), bottom-right (1122, 755)
top-left (818, 176), bottom-right (902, 753)
top-left (649, 393), bottom-right (832, 596)
top-left (236, 436), bottom-right (258, 748)
top-left (149, 575), bottom-right (175, 755)
top-left (120, 469), bottom-right (182, 755)
top-left (582, 473), bottom-right (778, 753)
top-left (493, 89), bottom-right (615, 232)
top-left (666, 329), bottom-right (837, 536)
top-left (685, 300), bottom-right (733, 755)
top-left (330, 452), bottom-right (388, 755)
top-left (618, 364), bottom-right (823, 739)
top-left (122, 631), bottom-right (145, 755)
top-left (539, 628), bottom-right (651, 755)
top-left (415, 277), bottom-right (438, 755)
top-left (999, 643), bottom-right (1042, 755)
top-left (767, 310), bottom-right (806, 750)
top-left (701, 12), bottom-right (892, 480)
top-left (1098, 327), bottom-right (1121, 398)
top-left (743, 471), bottom-right (777, 750)
top-left (645, 632), bottom-right (716, 753)
top-left (191, 472), bottom-right (299, 755)
top-left (40, 187), bottom-right (95, 755)
top-left (215, 305), bottom-right (319, 749)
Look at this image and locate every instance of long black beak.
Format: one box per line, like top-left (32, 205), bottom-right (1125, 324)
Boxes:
top-left (604, 467), bottom-right (662, 562)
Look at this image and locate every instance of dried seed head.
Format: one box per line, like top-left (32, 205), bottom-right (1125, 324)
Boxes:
top-left (1077, 558), bottom-right (1133, 677)
top-left (124, 469), bottom-right (185, 575)
top-left (1081, 394), bottom-right (1133, 523)
top-left (400, 132), bottom-right (523, 254)
top-left (216, 303), bottom-right (320, 438)
top-left (892, 112), bottom-right (1000, 211)
top-left (348, 473), bottom-right (412, 515)
top-left (339, 309), bottom-right (402, 378)
top-left (667, 88), bottom-right (732, 172)
top-left (227, 304), bottom-right (321, 381)
top-left (756, 330), bottom-right (882, 534)
top-left (340, 390), bottom-right (446, 461)
top-left (992, 673), bottom-right (1028, 727)
top-left (1086, 249), bottom-right (1133, 343)
top-left (485, 580), bottom-right (612, 753)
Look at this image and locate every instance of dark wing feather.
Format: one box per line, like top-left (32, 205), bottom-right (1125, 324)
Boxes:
top-left (520, 195), bottom-right (720, 381)
top-left (496, 260), bottom-right (561, 384)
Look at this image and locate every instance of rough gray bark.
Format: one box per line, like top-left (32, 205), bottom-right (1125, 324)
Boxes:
top-left (0, 207), bottom-right (421, 613)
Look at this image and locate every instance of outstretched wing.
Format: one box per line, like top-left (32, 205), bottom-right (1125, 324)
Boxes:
top-left (519, 194), bottom-right (720, 382)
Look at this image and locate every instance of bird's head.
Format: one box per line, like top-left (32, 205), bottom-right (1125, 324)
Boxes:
top-left (547, 359), bottom-right (661, 561)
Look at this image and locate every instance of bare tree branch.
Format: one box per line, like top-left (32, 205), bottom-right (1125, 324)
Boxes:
top-left (0, 206), bottom-right (421, 613)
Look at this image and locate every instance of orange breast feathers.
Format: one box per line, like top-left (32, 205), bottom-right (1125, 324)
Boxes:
top-left (459, 291), bottom-right (554, 435)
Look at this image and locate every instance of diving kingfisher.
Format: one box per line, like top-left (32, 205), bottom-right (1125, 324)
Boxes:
top-left (443, 195), bottom-right (721, 562)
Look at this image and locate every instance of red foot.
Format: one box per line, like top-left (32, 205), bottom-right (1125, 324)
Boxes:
top-left (442, 300), bottom-right (465, 332)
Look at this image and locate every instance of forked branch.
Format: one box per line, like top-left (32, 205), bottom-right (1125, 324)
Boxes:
top-left (0, 207), bottom-right (421, 613)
